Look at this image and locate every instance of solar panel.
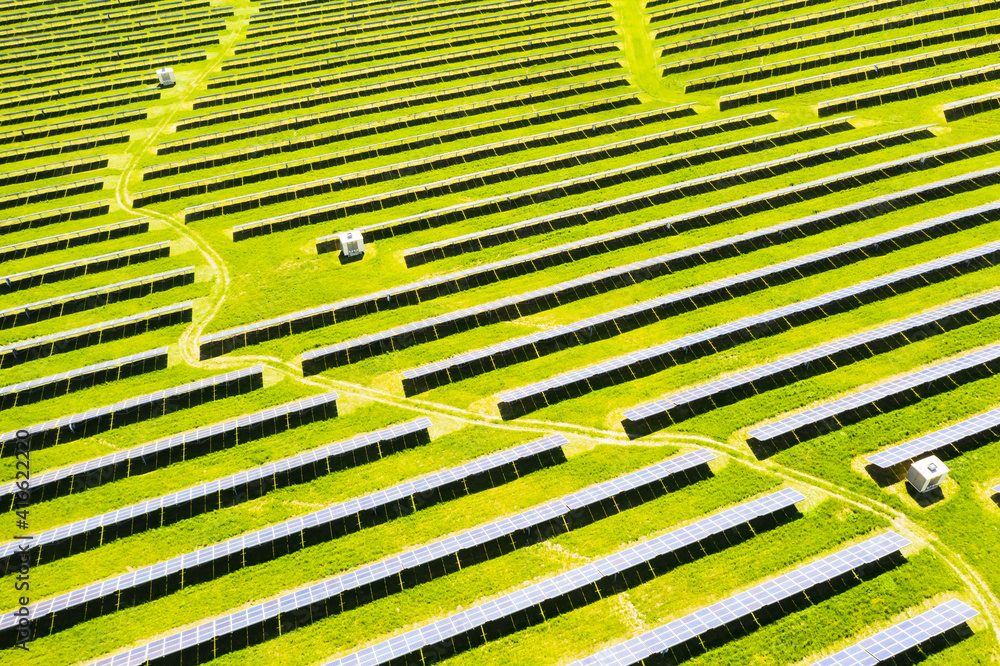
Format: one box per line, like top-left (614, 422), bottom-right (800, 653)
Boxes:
top-left (868, 404), bottom-right (1000, 468)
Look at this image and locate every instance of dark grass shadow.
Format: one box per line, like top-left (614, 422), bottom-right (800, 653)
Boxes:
top-left (338, 252), bottom-right (365, 265)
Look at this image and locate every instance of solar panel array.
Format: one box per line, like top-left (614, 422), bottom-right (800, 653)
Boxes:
top-left (0, 240), bottom-right (170, 294)
top-left (623, 288), bottom-right (1000, 437)
top-left (324, 488), bottom-right (805, 666)
top-left (747, 342), bottom-right (1000, 454)
top-left (0, 217), bottom-right (148, 263)
top-left (0, 365), bottom-right (263, 457)
top-left (0, 417), bottom-right (432, 575)
top-left (495, 240), bottom-right (1000, 420)
top-left (867, 405), bottom-right (1000, 468)
top-left (570, 532), bottom-right (911, 666)
top-left (0, 346), bottom-right (168, 411)
top-left (813, 599), bottom-right (979, 665)
top-left (0, 391), bottom-right (339, 508)
top-left (88, 449), bottom-right (714, 666)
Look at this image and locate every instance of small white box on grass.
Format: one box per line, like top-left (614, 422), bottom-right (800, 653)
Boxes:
top-left (157, 67), bottom-right (176, 87)
top-left (339, 230), bottom-right (364, 257)
top-left (906, 455), bottom-right (949, 493)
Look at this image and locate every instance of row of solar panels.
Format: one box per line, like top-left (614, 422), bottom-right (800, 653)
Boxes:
top-left (496, 240), bottom-right (1000, 421)
top-left (174, 45), bottom-right (621, 132)
top-left (0, 89), bottom-right (159, 127)
top-left (199, 134), bottom-right (1000, 360)
top-left (235, 0), bottom-right (609, 54)
top-left (0, 0), bottom-right (205, 29)
top-left (235, 113), bottom-right (862, 241)
top-left (0, 365), bottom-right (262, 457)
top-left (398, 117), bottom-right (858, 267)
top-left (646, 0), bottom-right (759, 20)
top-left (177, 98), bottom-right (760, 222)
top-left (0, 302), bottom-right (191, 370)
top-left (818, 60), bottom-right (1000, 116)
top-left (206, 14), bottom-right (613, 94)
top-left (310, 170), bottom-right (1000, 378)
top-left (0, 199), bottom-right (109, 236)
top-left (0, 216), bottom-right (147, 263)
top-left (0, 131), bottom-right (128, 166)
top-left (200, 25), bottom-right (616, 107)
top-left (624, 286), bottom-right (1000, 437)
top-left (0, 74), bottom-right (154, 111)
top-left (0, 240), bottom-right (169, 295)
top-left (392, 121), bottom-right (916, 265)
top-left (0, 346), bottom-right (167, 411)
top-left (0, 7), bottom-right (231, 49)
top-left (747, 340), bottom-right (1000, 454)
top-left (138, 98), bottom-right (679, 206)
top-left (574, 532), bottom-right (913, 665)
top-left (718, 37), bottom-right (1000, 110)
top-left (682, 19), bottom-right (1000, 92)
top-left (944, 89), bottom-right (1000, 120)
top-left (7, 432), bottom-right (567, 642)
top-left (221, 9), bottom-right (608, 72)
top-left (0, 265), bottom-right (193, 330)
top-left (246, 0), bottom-right (577, 40)
top-left (0, 50), bottom-right (206, 96)
top-left (0, 110), bottom-right (147, 146)
top-left (329, 487), bottom-right (807, 665)
top-left (145, 93), bottom-right (650, 181)
top-left (0, 417), bottom-right (432, 575)
top-left (0, 390), bottom-right (337, 507)
top-left (250, 0), bottom-right (422, 24)
top-left (868, 403), bottom-right (1000, 468)
top-left (0, 155), bottom-right (108, 189)
top-left (650, 0), bottom-right (846, 33)
top-left (0, 176), bottom-right (104, 213)
top-left (156, 75), bottom-right (630, 156)
top-left (87, 448), bottom-right (715, 666)
top-left (659, 1), bottom-right (1000, 75)
top-left (0, 19), bottom-right (226, 66)
top-left (0, 35), bottom-right (219, 79)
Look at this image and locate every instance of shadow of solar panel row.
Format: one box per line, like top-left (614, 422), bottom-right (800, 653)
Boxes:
top-left (218, 13), bottom-right (613, 78)
top-left (0, 0), bottom-right (195, 26)
top-left (160, 76), bottom-right (630, 156)
top-left (404, 194), bottom-right (991, 394)
top-left (654, 0), bottom-right (1000, 56)
top-left (688, 21), bottom-right (1000, 93)
top-left (719, 37), bottom-right (1000, 110)
top-left (747, 338), bottom-right (1000, 454)
top-left (143, 83), bottom-right (658, 209)
top-left (0, 417), bottom-right (430, 580)
top-left (0, 36), bottom-right (218, 79)
top-left (942, 89), bottom-right (1000, 121)
top-left (0, 347), bottom-right (166, 412)
top-left (250, 0), bottom-right (452, 24)
top-left (0, 365), bottom-right (263, 458)
top-left (0, 131), bottom-right (128, 165)
top-left (625, 286), bottom-right (1000, 437)
top-left (0, 200), bottom-right (110, 236)
top-left (397, 122), bottom-right (924, 265)
top-left (813, 599), bottom-right (979, 666)
top-left (571, 531), bottom-right (911, 666)
top-left (90, 448), bottom-right (712, 666)
top-left (246, 0), bottom-right (581, 39)
top-left (0, 20), bottom-right (226, 66)
top-left (306, 164), bottom-right (997, 375)
top-left (203, 25), bottom-right (617, 104)
top-left (1, 8), bottom-right (230, 47)
top-left (0, 391), bottom-right (337, 510)
top-left (496, 239), bottom-right (1000, 421)
top-left (0, 302), bottom-right (190, 370)
top-left (0, 110), bottom-right (146, 146)
top-left (0, 90), bottom-right (159, 127)
top-left (253, 115), bottom-right (859, 243)
top-left (0, 155), bottom-right (108, 188)
top-left (326, 487), bottom-right (806, 666)
top-left (0, 217), bottom-right (147, 263)
top-left (147, 93), bottom-right (652, 180)
top-left (23, 433), bottom-right (565, 643)
top-left (0, 265), bottom-right (194, 330)
top-left (818, 61), bottom-right (1000, 116)
top-left (0, 241), bottom-right (169, 295)
top-left (175, 45), bottom-right (621, 132)
top-left (186, 101), bottom-right (766, 223)
top-left (205, 132), bottom-right (997, 359)
top-left (0, 177), bottom-right (103, 212)
top-left (0, 76), bottom-right (156, 111)
top-left (0, 50), bottom-right (207, 95)
top-left (235, 0), bottom-right (610, 54)
top-left (867, 403), bottom-right (1000, 468)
